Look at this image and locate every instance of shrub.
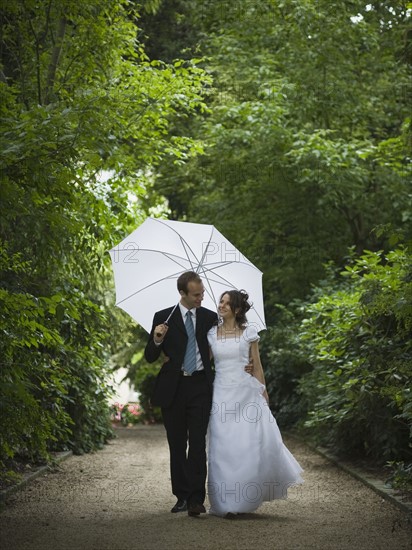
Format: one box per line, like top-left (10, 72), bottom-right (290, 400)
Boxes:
top-left (298, 248), bottom-right (412, 462)
top-left (260, 304), bottom-right (312, 428)
top-left (133, 363), bottom-right (163, 424)
top-left (111, 402), bottom-right (142, 426)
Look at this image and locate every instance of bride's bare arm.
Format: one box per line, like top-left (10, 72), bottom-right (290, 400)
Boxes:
top-left (250, 340), bottom-right (269, 403)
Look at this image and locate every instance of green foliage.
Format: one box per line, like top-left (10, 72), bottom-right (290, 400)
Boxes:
top-left (136, 3), bottom-right (412, 467)
top-left (145, 0), bottom-right (412, 309)
top-left (298, 248), bottom-right (412, 461)
top-left (0, 241), bottom-right (73, 463)
top-left (2, 0), bottom-right (410, 476)
top-left (1, 470), bottom-right (23, 488)
top-left (0, 0), bottom-right (210, 471)
top-left (110, 402), bottom-right (142, 426)
top-left (108, 325), bottom-right (162, 423)
top-left (385, 461), bottom-right (412, 493)
top-left (133, 363), bottom-right (163, 424)
top-left (259, 305), bottom-right (311, 428)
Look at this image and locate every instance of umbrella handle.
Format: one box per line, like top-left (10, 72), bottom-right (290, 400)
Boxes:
top-left (154, 303), bottom-right (178, 338)
top-left (155, 323), bottom-right (167, 338)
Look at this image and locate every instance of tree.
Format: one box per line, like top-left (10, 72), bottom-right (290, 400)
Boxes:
top-left (143, 0), bottom-right (411, 307)
top-left (0, 0), bottom-right (211, 469)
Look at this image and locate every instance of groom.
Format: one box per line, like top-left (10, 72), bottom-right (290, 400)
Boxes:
top-left (144, 271), bottom-right (217, 516)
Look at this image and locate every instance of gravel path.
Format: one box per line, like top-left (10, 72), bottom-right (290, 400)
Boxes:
top-left (1, 425), bottom-right (411, 550)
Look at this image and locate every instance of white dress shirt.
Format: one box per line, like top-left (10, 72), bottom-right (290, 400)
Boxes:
top-left (178, 303), bottom-right (204, 372)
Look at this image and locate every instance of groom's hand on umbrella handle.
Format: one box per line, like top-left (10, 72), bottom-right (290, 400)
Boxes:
top-left (154, 323), bottom-right (168, 344)
top-left (245, 359), bottom-right (254, 375)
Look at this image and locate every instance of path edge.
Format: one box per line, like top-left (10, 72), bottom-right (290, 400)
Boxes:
top-left (0, 451), bottom-right (73, 508)
top-left (286, 432), bottom-right (412, 520)
top-left (2, 433), bottom-right (411, 520)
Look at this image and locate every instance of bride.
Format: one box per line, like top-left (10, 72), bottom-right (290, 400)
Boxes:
top-left (207, 290), bottom-right (304, 517)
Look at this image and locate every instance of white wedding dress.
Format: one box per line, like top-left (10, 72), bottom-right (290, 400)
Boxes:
top-left (207, 325), bottom-right (304, 516)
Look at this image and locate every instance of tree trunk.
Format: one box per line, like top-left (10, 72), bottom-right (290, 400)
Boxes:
top-left (44, 17), bottom-right (67, 104)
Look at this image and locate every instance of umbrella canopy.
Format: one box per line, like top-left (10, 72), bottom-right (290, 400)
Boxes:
top-left (109, 218), bottom-right (266, 333)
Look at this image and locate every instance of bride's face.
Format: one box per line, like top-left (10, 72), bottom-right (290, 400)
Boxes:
top-left (218, 293), bottom-right (235, 320)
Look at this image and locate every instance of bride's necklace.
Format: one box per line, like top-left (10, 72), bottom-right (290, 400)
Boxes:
top-left (221, 325), bottom-right (237, 333)
top-left (218, 324), bottom-right (240, 340)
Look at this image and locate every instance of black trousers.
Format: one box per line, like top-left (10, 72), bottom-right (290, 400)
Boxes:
top-left (162, 373), bottom-right (212, 505)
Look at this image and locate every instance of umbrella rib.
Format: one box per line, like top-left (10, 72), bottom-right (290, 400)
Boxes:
top-left (112, 219), bottom-right (266, 330)
top-left (200, 272), bottom-right (239, 292)
top-left (179, 236), bottom-right (197, 270)
top-left (196, 226), bottom-right (215, 273)
top-left (198, 276), bottom-right (266, 328)
top-left (251, 307), bottom-right (266, 328)
top-left (114, 257), bottom-right (260, 308)
top-left (113, 247), bottom-right (194, 264)
top-left (151, 218), bottom-right (204, 269)
top-left (196, 260), bottom-right (266, 327)
top-left (195, 262), bottom-right (262, 293)
top-left (204, 276), bottom-right (266, 327)
top-left (113, 249), bottom-right (260, 272)
top-left (115, 270), bottom-right (188, 306)
top-left (195, 226), bottom-right (219, 305)
top-left (200, 260), bottom-right (262, 273)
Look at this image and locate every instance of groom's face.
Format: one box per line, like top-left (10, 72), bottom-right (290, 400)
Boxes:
top-left (180, 281), bottom-right (204, 310)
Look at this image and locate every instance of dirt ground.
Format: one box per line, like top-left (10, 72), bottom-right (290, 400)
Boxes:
top-left (0, 425), bottom-right (411, 550)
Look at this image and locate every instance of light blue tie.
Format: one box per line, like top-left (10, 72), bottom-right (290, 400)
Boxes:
top-left (183, 311), bottom-right (197, 374)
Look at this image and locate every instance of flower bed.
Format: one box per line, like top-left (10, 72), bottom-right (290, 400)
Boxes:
top-left (110, 402), bottom-right (141, 426)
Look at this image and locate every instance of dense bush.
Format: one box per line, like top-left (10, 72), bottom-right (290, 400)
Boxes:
top-left (0, 241), bottom-right (114, 465)
top-left (133, 364), bottom-right (163, 424)
top-left (1, 0), bottom-right (410, 484)
top-left (297, 248), bottom-right (412, 462)
top-left (260, 305), bottom-right (311, 428)
top-left (0, 0), bottom-right (209, 474)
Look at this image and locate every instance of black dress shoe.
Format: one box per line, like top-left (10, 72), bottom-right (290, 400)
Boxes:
top-left (187, 502), bottom-right (206, 516)
top-left (171, 499), bottom-right (187, 513)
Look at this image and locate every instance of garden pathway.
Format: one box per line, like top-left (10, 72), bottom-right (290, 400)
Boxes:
top-left (0, 425), bottom-right (411, 550)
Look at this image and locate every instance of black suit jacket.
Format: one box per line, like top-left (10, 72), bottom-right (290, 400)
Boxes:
top-left (145, 305), bottom-right (218, 408)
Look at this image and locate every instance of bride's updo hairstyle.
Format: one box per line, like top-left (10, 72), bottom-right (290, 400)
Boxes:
top-left (222, 289), bottom-right (251, 328)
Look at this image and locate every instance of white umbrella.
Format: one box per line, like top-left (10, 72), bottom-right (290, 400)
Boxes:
top-left (109, 218), bottom-right (266, 333)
